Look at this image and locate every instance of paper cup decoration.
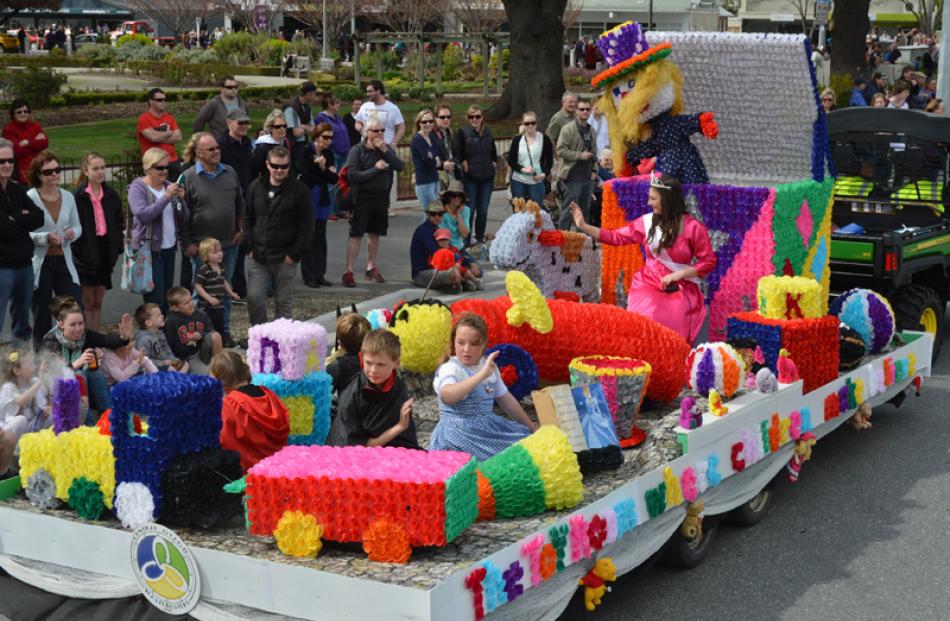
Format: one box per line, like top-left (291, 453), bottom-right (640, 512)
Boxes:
top-left (569, 356), bottom-right (651, 446)
top-left (829, 288), bottom-right (896, 354)
top-left (485, 343), bottom-right (540, 401)
top-left (757, 275), bottom-right (822, 320)
top-left (452, 271), bottom-right (690, 402)
top-left (253, 371), bottom-right (332, 446)
top-left (388, 299), bottom-right (453, 375)
top-left (476, 426), bottom-right (584, 519)
top-left (364, 308), bottom-right (393, 330)
top-left (686, 342), bottom-right (746, 399)
top-left (20, 426), bottom-right (115, 513)
top-left (246, 445), bottom-right (478, 563)
top-left (248, 318), bottom-right (328, 380)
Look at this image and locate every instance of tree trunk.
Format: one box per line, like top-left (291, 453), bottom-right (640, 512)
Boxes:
top-left (487, 0), bottom-right (567, 125)
top-left (830, 0), bottom-right (871, 76)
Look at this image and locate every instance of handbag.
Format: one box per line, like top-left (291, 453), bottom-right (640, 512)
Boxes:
top-left (121, 205), bottom-right (154, 295)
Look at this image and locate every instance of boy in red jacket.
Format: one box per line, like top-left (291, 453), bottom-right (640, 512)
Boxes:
top-left (210, 351), bottom-right (289, 471)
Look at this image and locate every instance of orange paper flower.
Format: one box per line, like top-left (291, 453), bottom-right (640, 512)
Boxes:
top-left (362, 518), bottom-right (412, 564)
top-left (431, 248), bottom-right (457, 271)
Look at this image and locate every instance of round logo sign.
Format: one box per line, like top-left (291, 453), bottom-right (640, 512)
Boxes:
top-left (130, 523), bottom-right (201, 615)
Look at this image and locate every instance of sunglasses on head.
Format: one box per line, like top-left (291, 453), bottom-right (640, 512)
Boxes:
top-left (468, 114), bottom-right (482, 120)
top-left (41, 167), bottom-right (62, 176)
top-left (0, 158), bottom-right (14, 165)
top-left (271, 124), bottom-right (287, 129)
top-left (268, 162), bottom-right (290, 170)
top-left (151, 165), bottom-right (169, 172)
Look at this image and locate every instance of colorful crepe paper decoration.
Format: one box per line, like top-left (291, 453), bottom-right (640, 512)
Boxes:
top-left (502, 561), bottom-right (525, 602)
top-left (569, 355), bottom-right (651, 445)
top-left (246, 445), bottom-right (478, 562)
top-left (452, 271), bottom-right (691, 403)
top-left (67, 476), bottom-right (106, 520)
top-left (490, 199), bottom-right (600, 301)
top-left (476, 426), bottom-right (584, 518)
top-left (51, 376), bottom-right (81, 434)
top-left (247, 318), bottom-right (327, 379)
top-left (465, 567), bottom-right (487, 621)
top-left (727, 311), bottom-right (839, 393)
top-left (549, 524), bottom-right (569, 571)
top-left (485, 343), bottom-right (539, 401)
top-left (569, 513), bottom-right (591, 562)
top-left (19, 425), bottom-right (115, 509)
top-left (388, 299), bottom-right (453, 375)
top-left (274, 510), bottom-right (324, 558)
top-left (109, 373), bottom-right (243, 528)
top-left (777, 348), bottom-right (800, 383)
top-left (482, 561), bottom-right (507, 613)
top-left (829, 288), bottom-right (896, 354)
top-left (588, 514), bottom-right (608, 551)
top-left (521, 535), bottom-right (545, 586)
top-left (364, 308), bottom-right (393, 330)
top-left (757, 275), bottom-right (821, 320)
top-left (253, 371), bottom-right (331, 445)
top-left (707, 454), bottom-right (722, 486)
top-left (679, 396), bottom-right (702, 429)
top-left (686, 342), bottom-right (745, 398)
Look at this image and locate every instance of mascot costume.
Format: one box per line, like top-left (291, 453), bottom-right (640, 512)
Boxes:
top-left (592, 21), bottom-right (719, 184)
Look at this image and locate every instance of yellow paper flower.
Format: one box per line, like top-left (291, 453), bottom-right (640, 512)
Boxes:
top-left (389, 301), bottom-right (453, 374)
top-left (274, 510), bottom-right (324, 558)
top-left (505, 271), bottom-right (553, 334)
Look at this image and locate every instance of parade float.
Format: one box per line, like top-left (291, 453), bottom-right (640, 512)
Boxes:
top-left (0, 27), bottom-right (937, 621)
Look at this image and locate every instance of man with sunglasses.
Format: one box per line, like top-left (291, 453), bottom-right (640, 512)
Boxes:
top-left (182, 133), bottom-right (244, 347)
top-left (137, 88), bottom-right (183, 178)
top-left (342, 120), bottom-right (405, 287)
top-left (193, 75), bottom-right (249, 137)
top-left (243, 146), bottom-right (312, 326)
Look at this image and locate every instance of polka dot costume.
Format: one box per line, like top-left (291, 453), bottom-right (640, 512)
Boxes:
top-left (626, 111), bottom-right (711, 184)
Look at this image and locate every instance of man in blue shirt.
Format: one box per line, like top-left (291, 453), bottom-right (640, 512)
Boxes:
top-left (409, 200), bottom-right (462, 291)
top-left (849, 77), bottom-right (868, 107)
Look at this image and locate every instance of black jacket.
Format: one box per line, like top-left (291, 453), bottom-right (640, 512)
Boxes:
top-left (217, 132), bottom-right (255, 193)
top-left (455, 125), bottom-right (497, 181)
top-left (0, 179), bottom-right (43, 269)
top-left (243, 176), bottom-right (314, 263)
top-left (327, 372), bottom-right (419, 449)
top-left (295, 143), bottom-right (338, 208)
top-left (506, 133), bottom-right (555, 178)
top-left (71, 182), bottom-right (123, 279)
top-left (252, 140), bottom-right (294, 180)
top-left (344, 141), bottom-right (405, 197)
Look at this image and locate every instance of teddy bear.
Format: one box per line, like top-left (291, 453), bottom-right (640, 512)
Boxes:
top-left (579, 557), bottom-right (617, 611)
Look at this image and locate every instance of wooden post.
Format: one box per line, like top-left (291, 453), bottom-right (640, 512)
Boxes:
top-left (375, 41), bottom-right (383, 80)
top-left (436, 42), bottom-right (444, 96)
top-left (417, 33), bottom-right (425, 88)
top-left (353, 34), bottom-right (361, 86)
top-left (481, 37), bottom-right (489, 98)
top-left (495, 39), bottom-right (504, 94)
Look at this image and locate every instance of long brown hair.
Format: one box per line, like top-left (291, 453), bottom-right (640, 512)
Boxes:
top-left (27, 150), bottom-right (59, 189)
top-left (648, 174), bottom-right (688, 250)
top-left (75, 151), bottom-right (105, 189)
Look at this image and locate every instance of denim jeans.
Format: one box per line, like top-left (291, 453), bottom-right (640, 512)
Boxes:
top-left (414, 181), bottom-right (440, 220)
top-left (510, 178), bottom-right (546, 205)
top-left (463, 177), bottom-right (494, 243)
top-left (191, 244), bottom-right (237, 338)
top-left (0, 265), bottom-right (34, 348)
top-left (143, 246), bottom-right (178, 315)
top-left (559, 180), bottom-right (594, 230)
top-left (83, 367), bottom-right (111, 423)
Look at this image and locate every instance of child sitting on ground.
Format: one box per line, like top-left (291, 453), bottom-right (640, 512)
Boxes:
top-left (210, 351), bottom-right (289, 471)
top-left (134, 303), bottom-right (188, 373)
top-left (98, 334), bottom-right (159, 386)
top-left (0, 350), bottom-right (51, 473)
top-left (429, 312), bottom-right (538, 460)
top-left (327, 329), bottom-right (419, 449)
top-left (194, 237), bottom-right (240, 343)
top-left (42, 296), bottom-right (133, 418)
top-left (326, 312), bottom-right (372, 398)
top-left (432, 227), bottom-right (481, 290)
top-left (164, 287), bottom-right (222, 366)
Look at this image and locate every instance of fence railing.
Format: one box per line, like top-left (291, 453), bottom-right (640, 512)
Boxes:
top-left (57, 137), bottom-right (515, 204)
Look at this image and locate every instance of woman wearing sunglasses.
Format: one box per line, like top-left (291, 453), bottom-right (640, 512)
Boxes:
top-left (127, 148), bottom-right (188, 313)
top-left (295, 122), bottom-right (338, 288)
top-left (252, 109), bottom-right (293, 178)
top-left (2, 99), bottom-right (48, 184)
top-left (506, 110), bottom-right (553, 205)
top-left (26, 151), bottom-right (82, 349)
top-left (411, 108), bottom-right (445, 221)
top-left (454, 104), bottom-right (499, 244)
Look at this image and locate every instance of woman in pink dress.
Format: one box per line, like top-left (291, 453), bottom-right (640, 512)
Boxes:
top-left (572, 174), bottom-right (716, 343)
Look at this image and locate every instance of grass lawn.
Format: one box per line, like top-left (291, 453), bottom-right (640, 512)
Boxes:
top-left (45, 100), bottom-right (519, 163)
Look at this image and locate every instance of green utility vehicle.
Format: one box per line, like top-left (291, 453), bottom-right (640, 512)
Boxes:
top-left (828, 107), bottom-right (950, 358)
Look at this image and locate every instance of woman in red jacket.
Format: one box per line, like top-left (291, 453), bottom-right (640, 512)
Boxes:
top-left (2, 100), bottom-right (48, 184)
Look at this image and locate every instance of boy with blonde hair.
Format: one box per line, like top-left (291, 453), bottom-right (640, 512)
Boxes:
top-left (194, 237), bottom-right (240, 341)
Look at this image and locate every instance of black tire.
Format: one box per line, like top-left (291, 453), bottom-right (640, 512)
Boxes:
top-left (660, 514), bottom-right (719, 569)
top-left (728, 487), bottom-right (772, 527)
top-left (892, 284), bottom-right (943, 360)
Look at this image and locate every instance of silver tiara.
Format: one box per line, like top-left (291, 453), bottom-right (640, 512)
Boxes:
top-left (649, 171), bottom-right (671, 190)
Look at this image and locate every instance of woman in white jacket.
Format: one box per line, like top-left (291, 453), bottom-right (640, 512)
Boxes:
top-left (26, 150), bottom-right (82, 349)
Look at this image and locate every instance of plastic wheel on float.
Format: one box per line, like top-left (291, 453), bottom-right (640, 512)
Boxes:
top-left (273, 510), bottom-right (323, 559)
top-left (728, 486), bottom-right (772, 527)
top-left (660, 514), bottom-right (719, 569)
top-left (892, 285), bottom-right (944, 361)
top-left (362, 518), bottom-right (412, 564)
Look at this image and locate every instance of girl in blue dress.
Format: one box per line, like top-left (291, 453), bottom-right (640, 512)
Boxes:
top-left (429, 313), bottom-right (538, 460)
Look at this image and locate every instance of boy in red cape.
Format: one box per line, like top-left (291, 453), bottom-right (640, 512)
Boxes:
top-left (210, 351), bottom-right (289, 470)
